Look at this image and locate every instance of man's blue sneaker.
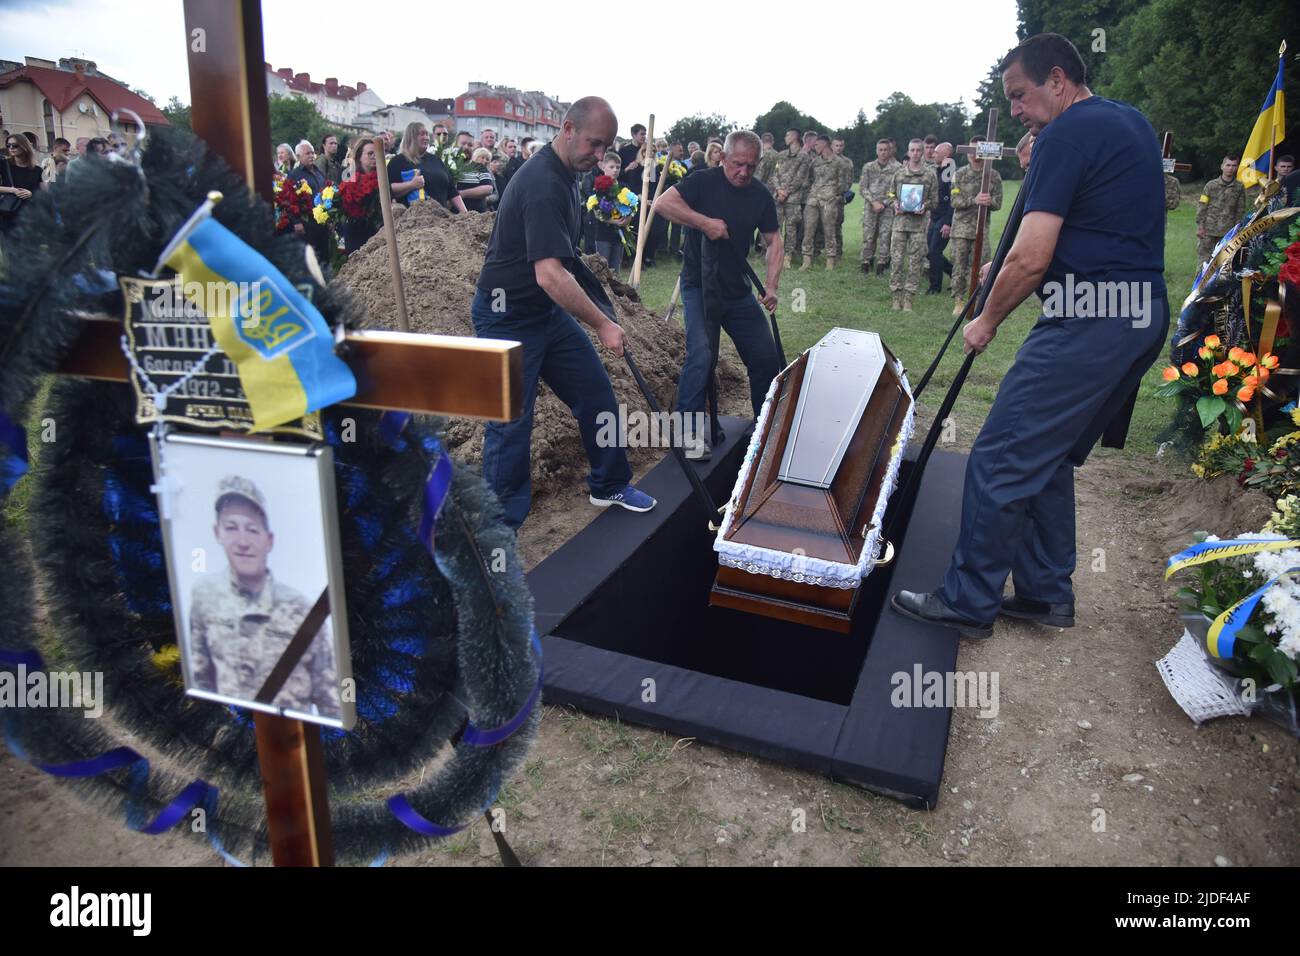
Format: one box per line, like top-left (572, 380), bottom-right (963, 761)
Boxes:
top-left (589, 484), bottom-right (657, 513)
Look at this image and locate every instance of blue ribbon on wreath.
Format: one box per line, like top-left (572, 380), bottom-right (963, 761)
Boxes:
top-left (0, 411), bottom-right (29, 498)
top-left (376, 412), bottom-right (543, 836)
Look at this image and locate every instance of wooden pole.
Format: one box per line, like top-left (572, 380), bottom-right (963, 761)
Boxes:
top-left (373, 149), bottom-right (410, 333)
top-left (183, 0), bottom-right (334, 867)
top-left (630, 115), bottom-right (655, 289)
top-left (663, 275), bottom-right (682, 323)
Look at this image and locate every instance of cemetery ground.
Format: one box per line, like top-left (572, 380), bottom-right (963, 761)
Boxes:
top-left (2, 185), bottom-right (1298, 867)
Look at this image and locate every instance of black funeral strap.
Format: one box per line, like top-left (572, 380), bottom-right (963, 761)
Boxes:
top-left (254, 588), bottom-right (331, 705)
top-left (624, 344), bottom-right (719, 517)
top-left (571, 251), bottom-right (720, 517)
top-left (570, 256), bottom-right (619, 324)
top-left (913, 183), bottom-right (1028, 400)
top-left (484, 809), bottom-right (522, 867)
top-left (884, 181), bottom-right (1029, 540)
top-left (715, 238), bottom-right (786, 366)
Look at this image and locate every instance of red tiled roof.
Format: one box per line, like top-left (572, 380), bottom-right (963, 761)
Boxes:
top-left (0, 64), bottom-right (168, 125)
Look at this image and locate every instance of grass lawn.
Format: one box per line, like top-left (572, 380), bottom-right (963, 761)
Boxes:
top-left (632, 181), bottom-right (1203, 459)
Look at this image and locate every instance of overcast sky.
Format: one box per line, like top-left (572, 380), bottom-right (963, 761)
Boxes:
top-left (3, 0), bottom-right (1021, 134)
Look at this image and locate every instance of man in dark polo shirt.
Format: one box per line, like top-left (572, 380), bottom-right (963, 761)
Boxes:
top-left (655, 130), bottom-right (783, 460)
top-left (892, 33), bottom-right (1169, 639)
top-left (473, 96), bottom-right (656, 530)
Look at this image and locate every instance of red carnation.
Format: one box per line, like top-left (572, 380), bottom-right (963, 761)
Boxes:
top-left (594, 175), bottom-right (614, 192)
top-left (1280, 259), bottom-right (1300, 286)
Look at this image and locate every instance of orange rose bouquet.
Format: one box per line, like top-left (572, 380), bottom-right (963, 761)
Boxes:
top-left (1157, 333), bottom-right (1278, 434)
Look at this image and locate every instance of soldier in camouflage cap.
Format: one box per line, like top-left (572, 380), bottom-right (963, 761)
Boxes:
top-left (1196, 155), bottom-right (1245, 265)
top-left (800, 136), bottom-right (844, 270)
top-left (756, 132), bottom-right (779, 194)
top-left (888, 138), bottom-right (939, 311)
top-left (949, 139), bottom-right (1004, 302)
top-left (772, 128), bottom-right (812, 269)
top-left (859, 139), bottom-right (900, 276)
top-left (187, 475), bottom-right (340, 719)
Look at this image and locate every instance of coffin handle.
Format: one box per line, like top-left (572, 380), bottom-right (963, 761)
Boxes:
top-left (876, 540), bottom-right (896, 567)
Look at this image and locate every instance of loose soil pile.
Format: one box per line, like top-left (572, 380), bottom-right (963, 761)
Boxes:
top-left (334, 202), bottom-right (750, 561)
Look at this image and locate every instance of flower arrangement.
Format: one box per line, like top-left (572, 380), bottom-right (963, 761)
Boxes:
top-left (1260, 221), bottom-right (1300, 285)
top-left (656, 153), bottom-right (688, 183)
top-left (337, 171), bottom-right (381, 225)
top-left (439, 145), bottom-right (464, 180)
top-left (311, 183), bottom-right (339, 225)
top-left (1157, 333), bottom-right (1278, 434)
top-left (1170, 533), bottom-right (1300, 690)
top-left (273, 176), bottom-right (314, 232)
top-left (1189, 430), bottom-right (1258, 482)
top-left (585, 175), bottom-right (639, 250)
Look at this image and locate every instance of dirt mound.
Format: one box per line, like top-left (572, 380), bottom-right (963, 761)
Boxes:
top-left (1139, 473), bottom-right (1275, 556)
top-left (334, 202), bottom-right (750, 507)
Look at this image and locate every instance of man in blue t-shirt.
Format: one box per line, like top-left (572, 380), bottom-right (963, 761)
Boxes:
top-left (472, 96), bottom-right (656, 529)
top-left (892, 33), bottom-right (1170, 639)
top-left (655, 130), bottom-right (783, 460)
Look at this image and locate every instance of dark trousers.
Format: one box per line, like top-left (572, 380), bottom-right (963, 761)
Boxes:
top-left (937, 300), bottom-right (1169, 622)
top-left (927, 217), bottom-right (952, 290)
top-left (471, 288), bottom-right (631, 529)
top-left (675, 283), bottom-right (780, 418)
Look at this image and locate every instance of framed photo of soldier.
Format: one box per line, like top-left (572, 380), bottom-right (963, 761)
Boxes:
top-left (149, 431), bottom-right (355, 729)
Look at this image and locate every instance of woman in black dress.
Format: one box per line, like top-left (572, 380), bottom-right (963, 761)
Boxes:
top-left (1, 133), bottom-right (45, 235)
top-left (387, 122), bottom-right (467, 214)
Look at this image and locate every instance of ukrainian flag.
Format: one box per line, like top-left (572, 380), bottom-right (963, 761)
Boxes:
top-left (1237, 41), bottom-right (1287, 189)
top-left (157, 193), bottom-right (356, 431)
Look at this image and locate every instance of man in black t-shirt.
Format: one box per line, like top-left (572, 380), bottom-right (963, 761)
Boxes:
top-left (473, 97), bottom-right (656, 529)
top-left (655, 130), bottom-right (783, 459)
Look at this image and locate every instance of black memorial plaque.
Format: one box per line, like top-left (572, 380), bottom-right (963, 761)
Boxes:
top-left (120, 275), bottom-right (322, 439)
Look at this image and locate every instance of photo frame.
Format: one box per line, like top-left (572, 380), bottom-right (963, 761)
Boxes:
top-left (898, 183), bottom-right (925, 214)
top-left (150, 431), bottom-right (355, 729)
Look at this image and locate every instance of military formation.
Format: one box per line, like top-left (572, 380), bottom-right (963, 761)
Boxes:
top-left (754, 126), bottom-right (1282, 310)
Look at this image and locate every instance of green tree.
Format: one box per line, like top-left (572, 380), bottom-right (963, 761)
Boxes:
top-left (1097, 0), bottom-right (1298, 179)
top-left (161, 96), bottom-right (192, 134)
top-left (268, 94), bottom-right (339, 156)
top-left (871, 92), bottom-right (942, 152)
top-left (1015, 0), bottom-right (1145, 90)
top-left (666, 113), bottom-right (736, 147)
top-left (753, 101), bottom-right (827, 139)
top-left (834, 109), bottom-right (874, 169)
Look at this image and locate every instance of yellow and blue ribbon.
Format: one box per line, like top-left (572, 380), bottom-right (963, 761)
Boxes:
top-left (159, 194), bottom-right (356, 431)
top-left (1164, 537), bottom-right (1300, 580)
top-left (1206, 567), bottom-right (1300, 658)
top-left (0, 411), bottom-right (28, 497)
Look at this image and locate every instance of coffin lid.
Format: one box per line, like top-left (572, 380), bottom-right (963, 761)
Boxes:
top-left (778, 328), bottom-right (890, 489)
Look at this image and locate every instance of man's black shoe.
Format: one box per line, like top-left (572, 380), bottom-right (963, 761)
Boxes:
top-left (999, 595), bottom-right (1075, 628)
top-left (890, 589), bottom-right (993, 639)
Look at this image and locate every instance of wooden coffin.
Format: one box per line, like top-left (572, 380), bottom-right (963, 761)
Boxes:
top-left (710, 328), bottom-right (914, 632)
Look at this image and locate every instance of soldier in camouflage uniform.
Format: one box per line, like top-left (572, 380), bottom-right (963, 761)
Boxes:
top-left (800, 136), bottom-right (844, 269)
top-left (1164, 174), bottom-right (1180, 211)
top-left (1196, 155), bottom-right (1245, 264)
top-left (832, 138), bottom-right (854, 259)
top-left (188, 476), bottom-right (340, 719)
top-left (772, 128), bottom-right (812, 269)
top-left (859, 139), bottom-right (900, 276)
top-left (756, 133), bottom-right (778, 193)
top-left (888, 139), bottom-right (938, 311)
top-left (949, 144), bottom-right (1003, 302)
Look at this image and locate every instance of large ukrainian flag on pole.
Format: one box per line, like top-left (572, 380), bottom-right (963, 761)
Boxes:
top-left (156, 192), bottom-right (357, 431)
top-left (1237, 40), bottom-right (1287, 189)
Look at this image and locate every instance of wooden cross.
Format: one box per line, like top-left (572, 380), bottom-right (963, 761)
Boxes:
top-left (1161, 131), bottom-right (1192, 176)
top-left (955, 109), bottom-right (1018, 301)
top-left (53, 0), bottom-right (523, 866)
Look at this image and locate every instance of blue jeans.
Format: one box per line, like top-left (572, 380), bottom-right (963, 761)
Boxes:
top-left (675, 283), bottom-right (781, 417)
top-left (937, 302), bottom-right (1169, 622)
top-left (471, 288), bottom-right (631, 529)
top-left (595, 240), bottom-right (624, 273)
